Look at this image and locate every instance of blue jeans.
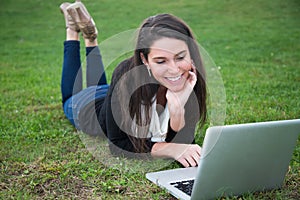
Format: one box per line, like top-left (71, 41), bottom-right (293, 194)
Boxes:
top-left (61, 41), bottom-right (109, 133)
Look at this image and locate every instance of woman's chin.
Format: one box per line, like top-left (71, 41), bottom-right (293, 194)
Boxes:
top-left (165, 84), bottom-right (185, 93)
top-left (164, 79), bottom-right (186, 92)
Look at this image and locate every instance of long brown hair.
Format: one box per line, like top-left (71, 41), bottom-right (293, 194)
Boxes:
top-left (113, 14), bottom-right (207, 153)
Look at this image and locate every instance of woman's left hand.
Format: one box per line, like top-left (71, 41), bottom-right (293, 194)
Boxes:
top-left (166, 66), bottom-right (197, 131)
top-left (167, 65), bottom-right (197, 106)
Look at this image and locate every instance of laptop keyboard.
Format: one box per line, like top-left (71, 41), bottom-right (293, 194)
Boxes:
top-left (170, 179), bottom-right (195, 196)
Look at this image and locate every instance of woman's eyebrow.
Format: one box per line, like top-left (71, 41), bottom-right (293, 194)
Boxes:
top-left (152, 56), bottom-right (166, 60)
top-left (175, 50), bottom-right (187, 56)
top-left (152, 50), bottom-right (187, 60)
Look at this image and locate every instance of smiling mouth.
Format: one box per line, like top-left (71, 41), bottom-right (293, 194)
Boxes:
top-left (166, 74), bottom-right (182, 82)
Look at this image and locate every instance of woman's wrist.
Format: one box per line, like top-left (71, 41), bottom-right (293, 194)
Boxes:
top-left (151, 142), bottom-right (176, 159)
top-left (169, 107), bottom-right (185, 131)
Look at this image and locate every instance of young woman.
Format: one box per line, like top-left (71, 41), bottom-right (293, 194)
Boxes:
top-left (60, 0), bottom-right (207, 168)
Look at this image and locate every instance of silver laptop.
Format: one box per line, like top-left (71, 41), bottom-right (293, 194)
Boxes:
top-left (146, 119), bottom-right (300, 200)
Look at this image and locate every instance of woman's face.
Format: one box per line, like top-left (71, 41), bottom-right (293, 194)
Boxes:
top-left (144, 37), bottom-right (193, 92)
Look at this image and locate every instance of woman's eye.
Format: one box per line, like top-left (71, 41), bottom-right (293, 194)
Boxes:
top-left (156, 60), bottom-right (165, 64)
top-left (176, 56), bottom-right (185, 61)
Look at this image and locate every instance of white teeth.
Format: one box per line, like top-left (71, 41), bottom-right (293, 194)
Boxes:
top-left (167, 75), bottom-right (181, 81)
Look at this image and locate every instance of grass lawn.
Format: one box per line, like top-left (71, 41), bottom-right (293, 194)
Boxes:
top-left (0, 0), bottom-right (299, 199)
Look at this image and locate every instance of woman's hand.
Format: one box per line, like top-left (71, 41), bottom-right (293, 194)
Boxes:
top-left (166, 65), bottom-right (197, 107)
top-left (175, 143), bottom-right (201, 167)
top-left (166, 66), bottom-right (197, 131)
top-left (151, 142), bottom-right (201, 168)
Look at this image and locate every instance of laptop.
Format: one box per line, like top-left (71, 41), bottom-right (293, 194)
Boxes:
top-left (146, 119), bottom-right (300, 200)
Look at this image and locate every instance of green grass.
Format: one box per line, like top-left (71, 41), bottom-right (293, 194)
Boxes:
top-left (0, 0), bottom-right (299, 199)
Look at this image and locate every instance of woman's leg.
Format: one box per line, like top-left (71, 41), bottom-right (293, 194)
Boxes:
top-left (61, 30), bottom-right (82, 104)
top-left (86, 44), bottom-right (107, 87)
top-left (60, 2), bottom-right (83, 104)
top-left (60, 3), bottom-right (83, 126)
top-left (67, 1), bottom-right (106, 87)
top-left (61, 1), bottom-right (109, 132)
top-left (77, 39), bottom-right (108, 135)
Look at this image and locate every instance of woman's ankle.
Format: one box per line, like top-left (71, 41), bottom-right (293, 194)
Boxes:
top-left (85, 38), bottom-right (98, 47)
top-left (66, 28), bottom-right (80, 41)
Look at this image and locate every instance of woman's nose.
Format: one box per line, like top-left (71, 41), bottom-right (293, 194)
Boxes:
top-left (167, 60), bottom-right (180, 74)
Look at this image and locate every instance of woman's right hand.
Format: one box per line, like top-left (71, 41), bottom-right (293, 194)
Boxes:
top-left (151, 142), bottom-right (201, 168)
top-left (174, 143), bottom-right (201, 167)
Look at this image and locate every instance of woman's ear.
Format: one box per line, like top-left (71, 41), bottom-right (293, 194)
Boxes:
top-left (140, 53), bottom-right (148, 65)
